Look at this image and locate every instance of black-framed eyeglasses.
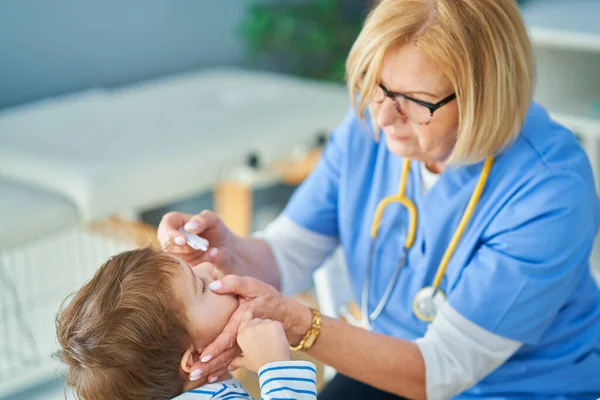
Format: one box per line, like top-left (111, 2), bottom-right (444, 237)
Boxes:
top-left (374, 83), bottom-right (457, 126)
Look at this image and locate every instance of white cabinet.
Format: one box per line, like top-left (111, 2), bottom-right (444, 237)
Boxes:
top-left (521, 0), bottom-right (600, 278)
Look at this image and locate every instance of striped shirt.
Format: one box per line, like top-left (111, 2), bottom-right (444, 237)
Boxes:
top-left (173, 361), bottom-right (317, 400)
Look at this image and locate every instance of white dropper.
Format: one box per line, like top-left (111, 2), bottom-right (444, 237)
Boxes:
top-left (178, 227), bottom-right (209, 251)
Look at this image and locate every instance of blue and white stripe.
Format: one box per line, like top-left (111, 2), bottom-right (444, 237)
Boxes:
top-left (172, 361), bottom-right (317, 399)
top-left (258, 361), bottom-right (317, 400)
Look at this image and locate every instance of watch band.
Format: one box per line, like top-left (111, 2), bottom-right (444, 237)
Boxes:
top-left (290, 308), bottom-right (322, 352)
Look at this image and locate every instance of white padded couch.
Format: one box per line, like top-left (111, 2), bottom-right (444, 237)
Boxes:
top-left (0, 68), bottom-right (350, 397)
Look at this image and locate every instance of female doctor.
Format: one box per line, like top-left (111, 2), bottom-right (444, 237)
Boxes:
top-left (159, 0), bottom-right (600, 398)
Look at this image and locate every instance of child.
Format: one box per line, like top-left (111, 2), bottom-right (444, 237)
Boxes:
top-left (55, 247), bottom-right (317, 399)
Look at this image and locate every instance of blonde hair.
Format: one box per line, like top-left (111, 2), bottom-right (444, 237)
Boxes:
top-left (346, 0), bottom-right (534, 164)
top-left (55, 248), bottom-right (190, 400)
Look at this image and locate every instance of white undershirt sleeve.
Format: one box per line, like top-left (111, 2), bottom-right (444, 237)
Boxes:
top-left (254, 215), bottom-right (339, 297)
top-left (414, 304), bottom-right (522, 400)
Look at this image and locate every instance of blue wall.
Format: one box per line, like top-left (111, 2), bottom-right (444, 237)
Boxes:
top-left (0, 0), bottom-right (259, 110)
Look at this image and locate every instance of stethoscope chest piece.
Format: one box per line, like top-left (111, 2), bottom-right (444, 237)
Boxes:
top-left (412, 286), bottom-right (446, 322)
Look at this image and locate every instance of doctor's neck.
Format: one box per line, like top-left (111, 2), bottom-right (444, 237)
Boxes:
top-left (423, 160), bottom-right (445, 174)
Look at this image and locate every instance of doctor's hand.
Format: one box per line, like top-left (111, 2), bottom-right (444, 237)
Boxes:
top-left (158, 210), bottom-right (239, 273)
top-left (190, 275), bottom-right (312, 382)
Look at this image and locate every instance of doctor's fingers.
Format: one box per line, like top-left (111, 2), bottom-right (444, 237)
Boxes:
top-left (189, 346), bottom-right (239, 382)
top-left (158, 211), bottom-right (192, 246)
top-left (207, 369), bottom-right (228, 385)
top-left (184, 210), bottom-right (221, 236)
top-left (210, 274), bottom-right (276, 299)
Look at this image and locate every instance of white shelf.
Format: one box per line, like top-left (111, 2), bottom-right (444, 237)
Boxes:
top-left (521, 0), bottom-right (600, 136)
top-left (522, 0), bottom-right (600, 52)
top-left (529, 27), bottom-right (600, 53)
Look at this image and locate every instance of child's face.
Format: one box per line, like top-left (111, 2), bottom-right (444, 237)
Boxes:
top-left (169, 258), bottom-right (238, 347)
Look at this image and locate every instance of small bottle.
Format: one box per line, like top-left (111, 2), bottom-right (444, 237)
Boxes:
top-left (178, 227), bottom-right (209, 251)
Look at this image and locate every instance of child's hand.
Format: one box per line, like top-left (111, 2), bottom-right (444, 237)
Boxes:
top-left (234, 309), bottom-right (291, 373)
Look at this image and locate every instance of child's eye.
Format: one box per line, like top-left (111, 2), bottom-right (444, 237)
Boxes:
top-left (199, 277), bottom-right (208, 293)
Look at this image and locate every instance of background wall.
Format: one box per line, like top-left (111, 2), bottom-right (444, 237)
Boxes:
top-left (0, 0), bottom-right (261, 110)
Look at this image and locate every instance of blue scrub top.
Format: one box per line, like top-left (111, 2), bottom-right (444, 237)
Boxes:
top-left (284, 103), bottom-right (600, 398)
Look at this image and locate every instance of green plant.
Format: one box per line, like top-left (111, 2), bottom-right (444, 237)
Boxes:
top-left (239, 0), bottom-right (368, 82)
top-left (240, 0), bottom-right (529, 82)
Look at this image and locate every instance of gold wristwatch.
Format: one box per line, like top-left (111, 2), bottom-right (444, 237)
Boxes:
top-left (290, 308), bottom-right (322, 351)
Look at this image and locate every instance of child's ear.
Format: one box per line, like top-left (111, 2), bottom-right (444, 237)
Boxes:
top-left (180, 346), bottom-right (200, 373)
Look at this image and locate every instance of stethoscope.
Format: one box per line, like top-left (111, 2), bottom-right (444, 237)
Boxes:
top-left (342, 157), bottom-right (493, 329)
